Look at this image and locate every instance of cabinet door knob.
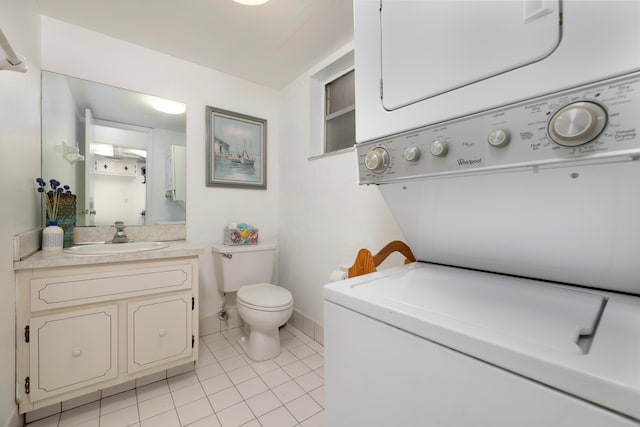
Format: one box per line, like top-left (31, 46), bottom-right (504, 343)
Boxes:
top-left (159, 328), bottom-right (167, 337)
top-left (72, 348), bottom-right (82, 357)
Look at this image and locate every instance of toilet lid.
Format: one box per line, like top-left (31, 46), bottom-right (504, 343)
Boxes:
top-left (237, 283), bottom-right (293, 308)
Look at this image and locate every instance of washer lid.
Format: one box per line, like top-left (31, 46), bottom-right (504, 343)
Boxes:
top-left (328, 263), bottom-right (605, 355)
top-left (238, 283), bottom-right (292, 308)
top-left (324, 262), bottom-right (640, 421)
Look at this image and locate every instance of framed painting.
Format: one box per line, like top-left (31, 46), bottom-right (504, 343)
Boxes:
top-left (206, 106), bottom-right (267, 189)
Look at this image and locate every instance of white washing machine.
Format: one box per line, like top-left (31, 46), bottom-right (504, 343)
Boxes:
top-left (325, 263), bottom-right (640, 426)
top-left (324, 70), bottom-right (640, 426)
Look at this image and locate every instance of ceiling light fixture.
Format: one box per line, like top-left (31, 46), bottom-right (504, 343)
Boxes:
top-left (151, 97), bottom-right (186, 115)
top-left (232, 0), bottom-right (270, 5)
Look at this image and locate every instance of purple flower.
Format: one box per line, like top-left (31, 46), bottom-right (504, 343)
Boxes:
top-left (36, 178), bottom-right (73, 221)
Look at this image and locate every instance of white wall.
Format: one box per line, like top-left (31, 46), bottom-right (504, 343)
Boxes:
top-left (29, 20), bottom-right (400, 390)
top-left (0, 8), bottom-right (403, 425)
top-left (93, 174), bottom-right (146, 225)
top-left (41, 71), bottom-right (79, 191)
top-left (277, 45), bottom-right (406, 327)
top-left (150, 128), bottom-right (186, 224)
top-left (40, 16), bottom-right (280, 333)
top-left (0, 1), bottom-right (41, 426)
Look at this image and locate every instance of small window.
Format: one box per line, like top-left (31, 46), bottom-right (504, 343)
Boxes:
top-left (324, 69), bottom-right (355, 153)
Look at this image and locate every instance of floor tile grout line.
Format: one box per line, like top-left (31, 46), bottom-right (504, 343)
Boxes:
top-left (135, 389), bottom-right (142, 427)
top-left (239, 389), bottom-right (263, 425)
top-left (215, 330), bottom-right (297, 425)
top-left (177, 396), bottom-right (217, 427)
top-left (137, 407), bottom-right (176, 425)
top-left (171, 378), bottom-right (212, 424)
top-left (252, 400), bottom-right (298, 426)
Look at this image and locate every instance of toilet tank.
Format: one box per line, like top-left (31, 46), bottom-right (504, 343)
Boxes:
top-left (212, 243), bottom-right (276, 292)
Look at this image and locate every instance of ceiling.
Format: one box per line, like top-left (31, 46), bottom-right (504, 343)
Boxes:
top-left (35, 0), bottom-right (354, 89)
top-left (58, 72), bottom-right (187, 133)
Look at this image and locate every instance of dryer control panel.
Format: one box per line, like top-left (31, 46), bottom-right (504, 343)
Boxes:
top-left (357, 72), bottom-right (640, 184)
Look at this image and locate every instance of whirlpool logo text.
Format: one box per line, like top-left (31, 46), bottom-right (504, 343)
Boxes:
top-left (457, 158), bottom-right (482, 166)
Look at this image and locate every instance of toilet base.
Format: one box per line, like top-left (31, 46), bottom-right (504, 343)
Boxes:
top-left (238, 327), bottom-right (282, 361)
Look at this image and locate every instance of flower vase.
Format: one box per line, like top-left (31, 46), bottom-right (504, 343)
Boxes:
top-left (42, 221), bottom-right (64, 251)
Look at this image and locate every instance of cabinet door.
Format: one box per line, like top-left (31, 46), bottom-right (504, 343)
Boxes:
top-left (29, 305), bottom-right (117, 401)
top-left (128, 293), bottom-right (193, 373)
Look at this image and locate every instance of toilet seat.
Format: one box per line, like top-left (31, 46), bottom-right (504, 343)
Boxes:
top-left (237, 283), bottom-right (293, 312)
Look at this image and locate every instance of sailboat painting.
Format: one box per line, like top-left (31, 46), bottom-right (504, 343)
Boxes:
top-left (206, 106), bottom-right (267, 189)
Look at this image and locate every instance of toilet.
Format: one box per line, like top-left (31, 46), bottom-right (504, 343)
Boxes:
top-left (212, 243), bottom-right (293, 361)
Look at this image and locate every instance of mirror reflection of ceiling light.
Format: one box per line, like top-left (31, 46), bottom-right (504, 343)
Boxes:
top-left (151, 97), bottom-right (186, 115)
top-left (91, 143), bottom-right (147, 161)
top-left (233, 0), bottom-right (270, 5)
top-left (91, 143), bottom-right (114, 157)
top-left (122, 148), bottom-right (147, 159)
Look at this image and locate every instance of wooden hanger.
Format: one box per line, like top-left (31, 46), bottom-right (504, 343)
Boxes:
top-left (347, 240), bottom-right (416, 278)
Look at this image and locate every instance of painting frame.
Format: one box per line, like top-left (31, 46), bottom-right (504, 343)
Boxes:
top-left (206, 106), bottom-right (267, 189)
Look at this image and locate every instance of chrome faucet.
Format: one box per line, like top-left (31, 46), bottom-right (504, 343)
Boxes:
top-left (111, 221), bottom-right (129, 243)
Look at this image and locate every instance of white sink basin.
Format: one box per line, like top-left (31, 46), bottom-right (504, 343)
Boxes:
top-left (64, 241), bottom-right (169, 255)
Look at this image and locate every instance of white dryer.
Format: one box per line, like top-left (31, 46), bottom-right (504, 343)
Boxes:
top-left (354, 0), bottom-right (640, 142)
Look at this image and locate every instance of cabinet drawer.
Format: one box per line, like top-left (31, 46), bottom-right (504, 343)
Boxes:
top-left (29, 305), bottom-right (117, 401)
top-left (31, 262), bottom-right (193, 312)
top-left (128, 293), bottom-right (193, 374)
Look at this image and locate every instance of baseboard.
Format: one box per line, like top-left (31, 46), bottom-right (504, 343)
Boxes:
top-left (199, 308), bottom-right (324, 344)
top-left (199, 307), bottom-right (243, 337)
top-left (3, 406), bottom-right (20, 427)
top-left (199, 314), bottom-right (221, 336)
top-left (290, 309), bottom-right (324, 344)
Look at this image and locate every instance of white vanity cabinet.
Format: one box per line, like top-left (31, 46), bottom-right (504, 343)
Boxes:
top-left (15, 254), bottom-right (200, 414)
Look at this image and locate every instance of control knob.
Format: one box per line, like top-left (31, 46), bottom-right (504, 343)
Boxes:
top-left (548, 101), bottom-right (607, 147)
top-left (488, 129), bottom-right (510, 148)
top-left (430, 140), bottom-right (448, 157)
top-left (364, 147), bottom-right (390, 173)
top-left (403, 145), bottom-right (421, 162)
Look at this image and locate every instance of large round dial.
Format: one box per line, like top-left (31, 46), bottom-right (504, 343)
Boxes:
top-left (364, 147), bottom-right (390, 173)
top-left (548, 101), bottom-right (607, 147)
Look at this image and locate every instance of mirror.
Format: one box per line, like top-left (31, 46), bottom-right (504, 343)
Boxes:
top-left (41, 71), bottom-right (186, 227)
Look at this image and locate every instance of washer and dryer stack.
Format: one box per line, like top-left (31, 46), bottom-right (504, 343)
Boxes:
top-left (324, 1), bottom-right (640, 426)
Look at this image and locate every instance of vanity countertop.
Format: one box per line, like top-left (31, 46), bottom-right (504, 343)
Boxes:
top-left (14, 240), bottom-right (204, 270)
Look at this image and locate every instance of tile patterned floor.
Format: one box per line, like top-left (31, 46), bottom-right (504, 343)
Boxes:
top-left (27, 325), bottom-right (325, 427)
